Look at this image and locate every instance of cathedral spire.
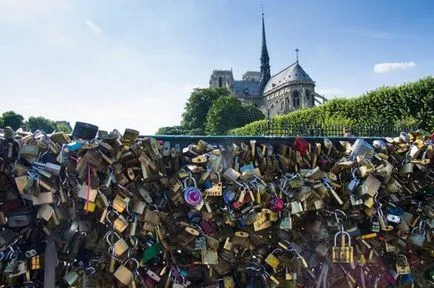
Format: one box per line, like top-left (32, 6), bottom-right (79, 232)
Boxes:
top-left (259, 9), bottom-right (270, 95)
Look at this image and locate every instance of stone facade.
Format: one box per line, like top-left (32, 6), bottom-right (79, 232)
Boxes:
top-left (208, 13), bottom-right (326, 117)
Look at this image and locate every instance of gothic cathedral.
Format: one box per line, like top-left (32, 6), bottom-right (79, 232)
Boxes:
top-left (209, 13), bottom-right (327, 117)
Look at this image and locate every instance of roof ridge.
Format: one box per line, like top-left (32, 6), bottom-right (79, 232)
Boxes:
top-left (271, 61), bottom-right (297, 77)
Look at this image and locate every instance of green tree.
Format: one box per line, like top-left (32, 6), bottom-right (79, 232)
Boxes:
top-left (0, 117), bottom-right (4, 128)
top-left (181, 88), bottom-right (231, 131)
top-left (27, 116), bottom-right (57, 133)
top-left (56, 123), bottom-right (72, 134)
top-left (205, 96), bottom-right (264, 135)
top-left (2, 111), bottom-right (24, 130)
top-left (156, 125), bottom-right (187, 135)
top-left (240, 105), bottom-right (266, 124)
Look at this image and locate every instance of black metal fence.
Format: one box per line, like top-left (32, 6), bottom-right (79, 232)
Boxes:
top-left (254, 120), bottom-right (416, 137)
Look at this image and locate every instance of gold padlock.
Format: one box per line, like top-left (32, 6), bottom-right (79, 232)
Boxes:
top-left (112, 194), bottom-right (129, 213)
top-left (395, 254), bottom-right (411, 275)
top-left (332, 229), bottom-right (353, 263)
top-left (113, 214), bottom-right (129, 233)
top-left (114, 258), bottom-right (139, 286)
top-left (265, 249), bottom-right (281, 270)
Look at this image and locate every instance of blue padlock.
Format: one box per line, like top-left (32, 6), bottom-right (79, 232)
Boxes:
top-left (223, 188), bottom-right (236, 204)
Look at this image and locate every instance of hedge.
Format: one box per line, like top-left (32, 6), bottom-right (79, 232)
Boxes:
top-left (230, 76), bottom-right (434, 135)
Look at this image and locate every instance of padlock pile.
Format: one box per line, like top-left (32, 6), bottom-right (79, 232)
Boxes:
top-left (0, 122), bottom-right (433, 288)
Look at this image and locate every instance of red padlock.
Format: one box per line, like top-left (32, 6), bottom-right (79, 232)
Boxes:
top-left (269, 196), bottom-right (284, 212)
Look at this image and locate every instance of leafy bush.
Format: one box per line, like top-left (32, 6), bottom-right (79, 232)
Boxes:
top-left (230, 76), bottom-right (434, 135)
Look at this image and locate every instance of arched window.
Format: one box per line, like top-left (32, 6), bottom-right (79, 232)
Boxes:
top-left (292, 90), bottom-right (300, 108)
top-left (305, 90), bottom-right (311, 107)
top-left (285, 97), bottom-right (290, 109)
top-left (218, 77), bottom-right (222, 87)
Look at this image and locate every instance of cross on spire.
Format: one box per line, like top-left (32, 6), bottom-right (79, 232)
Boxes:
top-left (295, 48), bottom-right (299, 63)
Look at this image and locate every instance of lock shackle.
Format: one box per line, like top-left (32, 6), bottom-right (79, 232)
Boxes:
top-left (334, 230), bottom-right (351, 246)
top-left (183, 173), bottom-right (197, 188)
top-left (396, 254), bottom-right (408, 264)
top-left (104, 230), bottom-right (121, 246)
top-left (123, 257), bottom-right (140, 273)
top-left (128, 235), bottom-right (139, 249)
top-left (84, 266), bottom-right (96, 275)
top-left (411, 226), bottom-right (426, 235)
top-left (270, 248), bottom-right (283, 256)
top-left (105, 210), bottom-right (120, 227)
top-left (215, 171), bottom-right (221, 183)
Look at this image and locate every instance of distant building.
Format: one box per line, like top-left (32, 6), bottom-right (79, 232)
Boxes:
top-left (209, 12), bottom-right (327, 117)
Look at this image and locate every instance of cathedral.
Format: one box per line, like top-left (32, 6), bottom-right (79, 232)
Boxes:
top-left (209, 13), bottom-right (327, 117)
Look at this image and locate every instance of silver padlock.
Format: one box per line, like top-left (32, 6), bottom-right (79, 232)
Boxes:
top-left (63, 269), bottom-right (79, 286)
top-left (409, 226), bottom-right (426, 247)
top-left (347, 168), bottom-right (360, 193)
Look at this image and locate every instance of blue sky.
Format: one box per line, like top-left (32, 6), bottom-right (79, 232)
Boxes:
top-left (1, 0), bottom-right (433, 134)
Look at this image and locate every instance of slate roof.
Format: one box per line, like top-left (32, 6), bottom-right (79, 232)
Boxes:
top-left (232, 80), bottom-right (261, 97)
top-left (263, 62), bottom-right (314, 94)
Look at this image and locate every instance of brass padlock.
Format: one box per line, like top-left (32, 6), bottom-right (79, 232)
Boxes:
top-left (114, 258), bottom-right (139, 286)
top-left (223, 276), bottom-right (235, 288)
top-left (106, 211), bottom-right (129, 233)
top-left (112, 193), bottom-right (129, 213)
top-left (265, 249), bottom-right (281, 271)
top-left (332, 229), bottom-right (353, 263)
top-left (395, 254), bottom-right (411, 275)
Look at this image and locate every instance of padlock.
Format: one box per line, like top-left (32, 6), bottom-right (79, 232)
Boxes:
top-left (265, 249), bottom-right (281, 271)
top-left (399, 162), bottom-right (414, 176)
top-left (347, 168), bottom-right (360, 193)
top-left (371, 219), bottom-right (381, 233)
top-left (63, 270), bottom-right (79, 286)
top-left (332, 229), bottom-right (354, 263)
top-left (204, 173), bottom-right (223, 196)
top-left (290, 201), bottom-right (303, 215)
top-left (409, 226), bottom-right (426, 247)
top-left (113, 236), bottom-right (129, 257)
top-left (223, 276), bottom-right (235, 288)
top-left (396, 254), bottom-right (411, 275)
top-left (112, 193), bottom-right (129, 213)
top-left (114, 258), bottom-right (139, 286)
top-left (279, 212), bottom-right (292, 231)
top-left (111, 214), bottom-right (127, 233)
top-left (183, 175), bottom-right (203, 206)
top-left (201, 249), bottom-right (218, 264)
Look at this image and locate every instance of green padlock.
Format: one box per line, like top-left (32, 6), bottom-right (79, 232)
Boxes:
top-left (143, 242), bottom-right (162, 263)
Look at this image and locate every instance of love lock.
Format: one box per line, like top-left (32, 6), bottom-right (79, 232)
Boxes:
top-left (265, 248), bottom-right (282, 271)
top-left (114, 258), bottom-right (139, 286)
top-left (409, 226), bottom-right (426, 247)
top-left (332, 228), bottom-right (353, 263)
top-left (183, 174), bottom-right (203, 207)
top-left (396, 254), bottom-right (411, 275)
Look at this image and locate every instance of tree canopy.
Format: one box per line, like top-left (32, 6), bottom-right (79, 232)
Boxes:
top-left (27, 116), bottom-right (57, 133)
top-left (205, 96), bottom-right (264, 135)
top-left (1, 111), bottom-right (24, 130)
top-left (181, 88), bottom-right (231, 131)
top-left (156, 125), bottom-right (187, 135)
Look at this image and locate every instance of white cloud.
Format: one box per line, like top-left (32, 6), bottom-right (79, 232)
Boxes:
top-left (373, 61), bottom-right (416, 74)
top-left (85, 20), bottom-right (103, 36)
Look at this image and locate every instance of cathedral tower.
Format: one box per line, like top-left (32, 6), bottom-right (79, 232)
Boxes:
top-left (259, 12), bottom-right (271, 95)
